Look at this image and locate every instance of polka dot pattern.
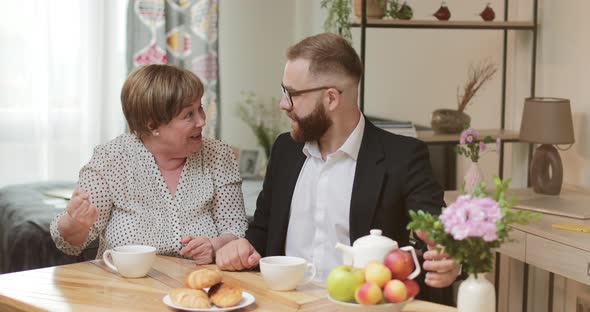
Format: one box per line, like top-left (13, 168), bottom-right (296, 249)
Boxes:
top-left (50, 133), bottom-right (248, 258)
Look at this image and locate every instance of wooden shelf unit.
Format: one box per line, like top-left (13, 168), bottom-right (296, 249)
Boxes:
top-left (353, 0), bottom-right (539, 184)
top-left (351, 18), bottom-right (536, 30)
top-left (353, 3), bottom-right (539, 309)
top-left (417, 129), bottom-right (519, 144)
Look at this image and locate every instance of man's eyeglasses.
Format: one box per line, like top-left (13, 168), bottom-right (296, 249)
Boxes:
top-left (281, 84), bottom-right (343, 109)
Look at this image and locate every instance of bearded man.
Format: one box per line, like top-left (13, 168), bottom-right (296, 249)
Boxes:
top-left (215, 33), bottom-right (459, 305)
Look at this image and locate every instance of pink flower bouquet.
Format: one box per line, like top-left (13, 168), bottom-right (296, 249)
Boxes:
top-left (408, 178), bottom-right (538, 275)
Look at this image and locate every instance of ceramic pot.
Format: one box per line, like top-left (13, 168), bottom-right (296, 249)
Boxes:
top-left (457, 273), bottom-right (495, 312)
top-left (354, 0), bottom-right (386, 18)
top-left (430, 109), bottom-right (470, 134)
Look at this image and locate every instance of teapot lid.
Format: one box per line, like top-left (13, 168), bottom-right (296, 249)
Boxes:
top-left (353, 229), bottom-right (397, 249)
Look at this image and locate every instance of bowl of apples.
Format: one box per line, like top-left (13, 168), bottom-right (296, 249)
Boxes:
top-left (326, 249), bottom-right (420, 312)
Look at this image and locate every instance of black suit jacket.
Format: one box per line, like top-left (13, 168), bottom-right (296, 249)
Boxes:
top-left (246, 118), bottom-right (453, 305)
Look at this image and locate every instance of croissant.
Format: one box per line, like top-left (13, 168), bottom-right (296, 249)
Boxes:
top-left (208, 282), bottom-right (243, 308)
top-left (169, 288), bottom-right (210, 308)
top-left (184, 268), bottom-right (223, 289)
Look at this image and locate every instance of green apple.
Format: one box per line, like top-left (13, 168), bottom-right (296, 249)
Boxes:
top-left (326, 265), bottom-right (365, 302)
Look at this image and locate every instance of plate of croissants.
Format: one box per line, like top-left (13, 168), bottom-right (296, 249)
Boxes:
top-left (163, 268), bottom-right (255, 311)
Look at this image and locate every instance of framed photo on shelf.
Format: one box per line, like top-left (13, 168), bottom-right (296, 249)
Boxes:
top-left (238, 149), bottom-right (259, 179)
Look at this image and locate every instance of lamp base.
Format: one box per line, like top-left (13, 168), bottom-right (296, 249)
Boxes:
top-left (530, 144), bottom-right (563, 195)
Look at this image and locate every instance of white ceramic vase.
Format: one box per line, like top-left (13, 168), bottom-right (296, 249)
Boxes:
top-left (464, 161), bottom-right (484, 193)
top-left (457, 273), bottom-right (495, 312)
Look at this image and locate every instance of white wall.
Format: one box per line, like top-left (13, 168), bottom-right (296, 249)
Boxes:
top-left (218, 0), bottom-right (296, 150)
top-left (529, 0), bottom-right (590, 187)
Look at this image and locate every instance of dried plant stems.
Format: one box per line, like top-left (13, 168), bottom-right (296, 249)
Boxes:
top-left (457, 60), bottom-right (498, 113)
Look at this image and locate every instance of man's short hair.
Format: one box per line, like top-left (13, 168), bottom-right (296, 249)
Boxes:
top-left (286, 33), bottom-right (363, 83)
top-left (121, 64), bottom-right (204, 137)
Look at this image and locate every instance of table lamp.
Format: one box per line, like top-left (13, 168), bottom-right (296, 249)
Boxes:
top-left (519, 97), bottom-right (575, 195)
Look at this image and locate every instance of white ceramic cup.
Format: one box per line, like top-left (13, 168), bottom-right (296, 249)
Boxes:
top-left (259, 256), bottom-right (316, 291)
top-left (102, 245), bottom-right (156, 278)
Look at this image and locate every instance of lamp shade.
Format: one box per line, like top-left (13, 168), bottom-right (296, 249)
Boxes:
top-left (519, 97), bottom-right (575, 145)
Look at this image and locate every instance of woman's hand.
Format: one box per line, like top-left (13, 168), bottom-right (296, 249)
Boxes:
top-left (65, 189), bottom-right (97, 229)
top-left (180, 236), bottom-right (215, 264)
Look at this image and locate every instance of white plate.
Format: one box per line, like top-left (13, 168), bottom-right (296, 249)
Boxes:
top-left (162, 290), bottom-right (255, 311)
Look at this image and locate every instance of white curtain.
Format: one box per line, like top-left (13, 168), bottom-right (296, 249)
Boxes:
top-left (0, 0), bottom-right (127, 187)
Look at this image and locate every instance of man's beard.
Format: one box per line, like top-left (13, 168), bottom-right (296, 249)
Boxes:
top-left (289, 99), bottom-right (332, 143)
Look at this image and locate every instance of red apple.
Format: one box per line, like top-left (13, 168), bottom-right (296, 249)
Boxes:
top-left (383, 279), bottom-right (408, 303)
top-left (354, 282), bottom-right (383, 305)
top-left (404, 279), bottom-right (420, 298)
top-left (383, 249), bottom-right (414, 280)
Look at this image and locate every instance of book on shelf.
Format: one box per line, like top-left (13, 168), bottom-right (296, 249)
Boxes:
top-left (373, 121), bottom-right (417, 138)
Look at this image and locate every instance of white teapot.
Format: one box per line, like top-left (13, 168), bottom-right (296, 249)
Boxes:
top-left (335, 229), bottom-right (421, 279)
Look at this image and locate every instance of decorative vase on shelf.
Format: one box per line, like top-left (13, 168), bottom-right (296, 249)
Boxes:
top-left (457, 273), bottom-right (495, 312)
top-left (464, 161), bottom-right (484, 194)
top-left (430, 108), bottom-right (471, 134)
top-left (433, 1), bottom-right (451, 21)
top-left (480, 3), bottom-right (496, 21)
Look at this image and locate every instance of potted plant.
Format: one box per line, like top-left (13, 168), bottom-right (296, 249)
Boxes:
top-left (455, 128), bottom-right (495, 193)
top-left (322, 0), bottom-right (410, 42)
top-left (408, 178), bottom-right (538, 312)
top-left (430, 60), bottom-right (498, 134)
top-left (236, 91), bottom-right (289, 163)
top-left (353, 0), bottom-right (386, 19)
top-left (321, 0), bottom-right (355, 42)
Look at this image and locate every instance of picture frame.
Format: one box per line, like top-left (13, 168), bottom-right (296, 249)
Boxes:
top-left (238, 149), bottom-right (259, 178)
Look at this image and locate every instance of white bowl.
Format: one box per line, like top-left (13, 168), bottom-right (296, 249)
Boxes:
top-left (328, 295), bottom-right (413, 312)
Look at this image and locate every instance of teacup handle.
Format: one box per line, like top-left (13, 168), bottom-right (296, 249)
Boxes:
top-left (401, 246), bottom-right (421, 280)
top-left (102, 250), bottom-right (118, 273)
top-left (299, 263), bottom-right (317, 286)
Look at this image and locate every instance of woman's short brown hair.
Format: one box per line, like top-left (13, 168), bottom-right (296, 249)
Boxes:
top-left (286, 33), bottom-right (363, 83)
top-left (121, 64), bottom-right (204, 137)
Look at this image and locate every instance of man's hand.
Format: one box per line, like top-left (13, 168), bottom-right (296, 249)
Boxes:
top-left (416, 230), bottom-right (460, 288)
top-left (65, 189), bottom-right (97, 229)
top-left (215, 238), bottom-right (260, 271)
top-left (180, 236), bottom-right (215, 264)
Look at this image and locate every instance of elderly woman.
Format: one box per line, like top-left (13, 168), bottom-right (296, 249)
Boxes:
top-left (50, 64), bottom-right (248, 264)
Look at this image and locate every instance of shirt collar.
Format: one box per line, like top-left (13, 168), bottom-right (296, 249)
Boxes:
top-left (302, 114), bottom-right (365, 161)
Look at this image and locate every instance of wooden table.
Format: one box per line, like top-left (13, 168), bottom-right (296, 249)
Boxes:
top-left (0, 256), bottom-right (456, 312)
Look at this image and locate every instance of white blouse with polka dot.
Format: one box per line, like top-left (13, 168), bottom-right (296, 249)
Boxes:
top-left (50, 133), bottom-right (248, 259)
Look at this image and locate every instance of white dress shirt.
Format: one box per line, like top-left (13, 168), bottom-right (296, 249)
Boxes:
top-left (285, 115), bottom-right (365, 281)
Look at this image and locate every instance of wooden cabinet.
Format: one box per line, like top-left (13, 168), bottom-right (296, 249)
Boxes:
top-left (496, 228), bottom-right (526, 262)
top-left (526, 234), bottom-right (590, 286)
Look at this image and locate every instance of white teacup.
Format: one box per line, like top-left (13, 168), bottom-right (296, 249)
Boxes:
top-left (259, 256), bottom-right (316, 291)
top-left (102, 245), bottom-right (156, 278)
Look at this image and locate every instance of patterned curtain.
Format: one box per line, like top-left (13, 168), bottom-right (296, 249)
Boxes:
top-left (126, 0), bottom-right (220, 138)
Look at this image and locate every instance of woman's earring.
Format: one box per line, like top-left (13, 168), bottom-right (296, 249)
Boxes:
top-left (153, 130), bottom-right (160, 136)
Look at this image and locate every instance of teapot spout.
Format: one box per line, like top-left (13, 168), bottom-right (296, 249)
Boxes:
top-left (335, 243), bottom-right (354, 266)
